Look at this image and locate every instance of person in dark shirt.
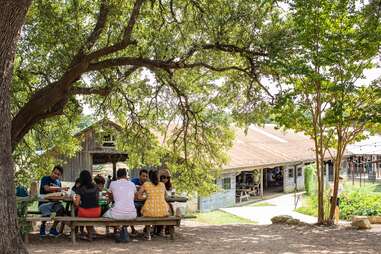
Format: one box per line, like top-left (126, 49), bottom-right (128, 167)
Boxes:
top-left (16, 186), bottom-right (28, 197)
top-left (71, 178), bottom-right (81, 193)
top-left (38, 165), bottom-right (68, 238)
top-left (73, 170), bottom-right (101, 241)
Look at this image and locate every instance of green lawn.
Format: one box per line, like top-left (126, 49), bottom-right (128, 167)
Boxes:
top-left (193, 210), bottom-right (256, 225)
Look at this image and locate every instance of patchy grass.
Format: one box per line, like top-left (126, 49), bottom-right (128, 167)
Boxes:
top-left (295, 195), bottom-right (317, 217)
top-left (248, 202), bottom-right (276, 207)
top-left (193, 210), bottom-right (256, 225)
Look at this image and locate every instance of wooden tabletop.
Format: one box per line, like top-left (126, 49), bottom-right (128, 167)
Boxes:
top-left (166, 196), bottom-right (188, 203)
top-left (17, 195), bottom-right (188, 203)
top-left (43, 195), bottom-right (73, 202)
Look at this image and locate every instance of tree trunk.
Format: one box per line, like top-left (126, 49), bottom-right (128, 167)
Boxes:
top-left (312, 82), bottom-right (325, 224)
top-left (328, 133), bottom-right (346, 223)
top-left (0, 0), bottom-right (32, 253)
top-left (315, 146), bottom-right (325, 224)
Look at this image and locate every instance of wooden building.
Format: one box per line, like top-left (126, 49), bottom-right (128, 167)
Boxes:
top-left (199, 124), bottom-right (335, 212)
top-left (59, 120), bottom-right (128, 181)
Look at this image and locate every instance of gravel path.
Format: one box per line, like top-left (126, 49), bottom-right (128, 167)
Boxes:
top-left (27, 221), bottom-right (381, 254)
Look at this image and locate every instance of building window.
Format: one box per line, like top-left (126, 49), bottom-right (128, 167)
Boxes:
top-left (288, 169), bottom-right (294, 178)
top-left (297, 167), bottom-right (302, 177)
top-left (222, 177), bottom-right (231, 190)
top-left (102, 134), bottom-right (115, 147)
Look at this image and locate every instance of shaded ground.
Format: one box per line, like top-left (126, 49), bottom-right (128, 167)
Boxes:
top-left (27, 221), bottom-right (381, 254)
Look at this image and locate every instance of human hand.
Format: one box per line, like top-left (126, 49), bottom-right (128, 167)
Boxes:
top-left (72, 194), bottom-right (80, 201)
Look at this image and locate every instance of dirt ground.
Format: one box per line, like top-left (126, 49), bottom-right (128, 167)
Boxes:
top-left (27, 220), bottom-right (381, 254)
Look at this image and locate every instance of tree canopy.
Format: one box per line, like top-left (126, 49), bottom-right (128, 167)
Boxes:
top-left (12, 0), bottom-right (290, 193)
top-left (270, 0), bottom-right (381, 223)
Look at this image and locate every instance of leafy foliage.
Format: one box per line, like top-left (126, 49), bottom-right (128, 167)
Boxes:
top-left (297, 183), bottom-right (381, 220)
top-left (340, 191), bottom-right (381, 220)
top-left (11, 0), bottom-right (288, 194)
top-left (304, 164), bottom-right (316, 196)
top-left (13, 115), bottom-right (83, 187)
top-left (270, 0), bottom-right (381, 223)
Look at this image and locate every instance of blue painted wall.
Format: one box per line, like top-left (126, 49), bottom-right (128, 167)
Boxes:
top-left (199, 173), bottom-right (236, 212)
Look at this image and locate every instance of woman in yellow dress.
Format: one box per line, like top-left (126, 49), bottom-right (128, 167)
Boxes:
top-left (137, 169), bottom-right (169, 239)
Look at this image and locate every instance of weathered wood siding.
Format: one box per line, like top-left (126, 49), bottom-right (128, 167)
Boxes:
top-left (61, 129), bottom-right (113, 181)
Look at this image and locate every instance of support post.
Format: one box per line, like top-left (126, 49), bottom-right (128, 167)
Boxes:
top-left (112, 160), bottom-right (117, 181)
top-left (71, 224), bottom-right (76, 244)
top-left (260, 168), bottom-right (263, 199)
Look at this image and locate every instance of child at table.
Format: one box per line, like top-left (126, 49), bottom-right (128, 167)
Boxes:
top-left (94, 174), bottom-right (110, 215)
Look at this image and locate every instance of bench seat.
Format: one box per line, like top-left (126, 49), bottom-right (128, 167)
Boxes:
top-left (25, 215), bottom-right (181, 243)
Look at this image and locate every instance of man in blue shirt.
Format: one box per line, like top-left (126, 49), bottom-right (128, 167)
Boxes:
top-left (131, 169), bottom-right (148, 187)
top-left (38, 165), bottom-right (68, 237)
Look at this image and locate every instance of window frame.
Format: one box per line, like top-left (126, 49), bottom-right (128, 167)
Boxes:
top-left (288, 168), bottom-right (294, 178)
top-left (297, 167), bottom-right (302, 177)
top-left (222, 177), bottom-right (231, 190)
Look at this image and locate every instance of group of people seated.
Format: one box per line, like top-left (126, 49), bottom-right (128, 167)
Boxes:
top-left (38, 164), bottom-right (174, 241)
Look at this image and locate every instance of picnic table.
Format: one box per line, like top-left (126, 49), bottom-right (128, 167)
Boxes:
top-left (166, 196), bottom-right (188, 203)
top-left (42, 195), bottom-right (75, 216)
top-left (22, 194), bottom-right (188, 243)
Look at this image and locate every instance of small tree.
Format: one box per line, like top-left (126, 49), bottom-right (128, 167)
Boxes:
top-left (272, 0), bottom-right (381, 224)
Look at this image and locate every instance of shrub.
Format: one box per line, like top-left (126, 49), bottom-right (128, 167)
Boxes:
top-left (297, 189), bottom-right (381, 221)
top-left (304, 164), bottom-right (316, 196)
top-left (340, 191), bottom-right (381, 220)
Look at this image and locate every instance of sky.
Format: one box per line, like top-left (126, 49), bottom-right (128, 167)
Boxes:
top-left (82, 65), bottom-right (380, 115)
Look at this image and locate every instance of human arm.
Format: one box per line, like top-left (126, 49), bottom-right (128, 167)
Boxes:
top-left (136, 183), bottom-right (146, 200)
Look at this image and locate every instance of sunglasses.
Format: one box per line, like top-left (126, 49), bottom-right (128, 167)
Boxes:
top-left (160, 176), bottom-right (170, 180)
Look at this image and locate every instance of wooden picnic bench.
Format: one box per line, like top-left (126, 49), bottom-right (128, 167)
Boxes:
top-left (236, 189), bottom-right (250, 203)
top-left (25, 213), bottom-right (182, 244)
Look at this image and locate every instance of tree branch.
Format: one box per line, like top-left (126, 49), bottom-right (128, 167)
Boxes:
top-left (87, 56), bottom-right (249, 73)
top-left (84, 0), bottom-right (110, 51)
top-left (87, 0), bottom-right (145, 60)
top-left (69, 87), bottom-right (111, 96)
top-left (71, 0), bottom-right (109, 65)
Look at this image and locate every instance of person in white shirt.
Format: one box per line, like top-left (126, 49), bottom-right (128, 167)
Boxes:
top-left (103, 168), bottom-right (137, 220)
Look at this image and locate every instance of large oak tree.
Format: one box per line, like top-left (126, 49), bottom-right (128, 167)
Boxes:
top-left (1, 0), bottom-right (286, 251)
